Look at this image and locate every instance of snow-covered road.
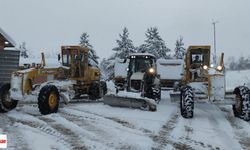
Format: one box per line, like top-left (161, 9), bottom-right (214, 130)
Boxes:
top-left (1, 91), bottom-right (250, 150)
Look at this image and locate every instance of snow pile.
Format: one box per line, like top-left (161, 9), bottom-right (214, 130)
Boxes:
top-left (225, 69), bottom-right (250, 91)
top-left (106, 80), bottom-right (116, 94)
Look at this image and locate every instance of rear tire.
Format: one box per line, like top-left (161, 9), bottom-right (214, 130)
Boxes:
top-left (0, 84), bottom-right (18, 113)
top-left (233, 86), bottom-right (250, 121)
top-left (100, 81), bottom-right (107, 95)
top-left (38, 85), bottom-right (60, 115)
top-left (180, 86), bottom-right (194, 118)
top-left (89, 82), bottom-right (102, 100)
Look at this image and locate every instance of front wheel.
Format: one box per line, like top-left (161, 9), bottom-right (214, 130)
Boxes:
top-left (0, 84), bottom-right (18, 113)
top-left (233, 86), bottom-right (250, 121)
top-left (89, 82), bottom-right (102, 100)
top-left (144, 86), bottom-right (161, 103)
top-left (180, 86), bottom-right (194, 118)
top-left (38, 85), bottom-right (60, 115)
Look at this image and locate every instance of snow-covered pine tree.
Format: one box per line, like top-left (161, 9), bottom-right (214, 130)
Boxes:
top-left (19, 42), bottom-right (29, 58)
top-left (140, 27), bottom-right (171, 59)
top-left (79, 32), bottom-right (99, 68)
top-left (99, 54), bottom-right (117, 80)
top-left (136, 44), bottom-right (148, 53)
top-left (100, 58), bottom-right (109, 80)
top-left (228, 56), bottom-right (237, 70)
top-left (174, 36), bottom-right (186, 59)
top-left (112, 27), bottom-right (135, 59)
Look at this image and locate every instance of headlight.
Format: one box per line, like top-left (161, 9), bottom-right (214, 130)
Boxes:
top-left (216, 65), bottom-right (223, 71)
top-left (149, 68), bottom-right (155, 74)
top-left (203, 65), bottom-right (208, 70)
top-left (210, 64), bottom-right (214, 67)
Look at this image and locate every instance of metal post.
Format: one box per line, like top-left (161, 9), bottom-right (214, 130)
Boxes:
top-left (212, 21), bottom-right (218, 64)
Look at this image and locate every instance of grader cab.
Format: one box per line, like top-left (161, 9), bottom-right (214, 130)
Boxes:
top-left (7, 45), bottom-right (106, 115)
top-left (171, 45), bottom-right (250, 121)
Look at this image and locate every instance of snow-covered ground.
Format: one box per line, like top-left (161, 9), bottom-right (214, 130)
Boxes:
top-left (1, 70), bottom-right (250, 150)
top-left (226, 69), bottom-right (250, 91)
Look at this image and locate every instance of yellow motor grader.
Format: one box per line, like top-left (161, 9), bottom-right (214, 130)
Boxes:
top-left (7, 45), bottom-right (106, 115)
top-left (171, 45), bottom-right (250, 121)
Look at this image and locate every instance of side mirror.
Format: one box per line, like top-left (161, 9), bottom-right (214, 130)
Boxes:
top-left (58, 54), bottom-right (61, 61)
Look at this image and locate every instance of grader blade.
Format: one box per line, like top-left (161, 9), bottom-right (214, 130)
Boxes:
top-left (103, 94), bottom-right (156, 111)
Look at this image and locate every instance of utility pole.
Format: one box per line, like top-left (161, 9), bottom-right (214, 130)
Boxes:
top-left (212, 21), bottom-right (218, 64)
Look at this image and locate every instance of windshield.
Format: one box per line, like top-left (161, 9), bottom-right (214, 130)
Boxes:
top-left (191, 54), bottom-right (203, 64)
top-left (62, 54), bottom-right (71, 66)
top-left (129, 57), bottom-right (153, 72)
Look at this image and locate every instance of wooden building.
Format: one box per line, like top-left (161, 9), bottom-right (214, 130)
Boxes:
top-left (0, 27), bottom-right (19, 84)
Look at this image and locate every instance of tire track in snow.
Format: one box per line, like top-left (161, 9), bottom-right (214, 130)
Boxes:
top-left (0, 114), bottom-right (30, 150)
top-left (15, 104), bottom-right (89, 149)
top-left (61, 108), bottom-right (152, 149)
top-left (38, 116), bottom-right (88, 150)
top-left (7, 111), bottom-right (84, 150)
top-left (220, 106), bottom-right (250, 150)
top-left (42, 112), bottom-right (124, 150)
top-left (59, 111), bottom-right (119, 149)
top-left (177, 124), bottom-right (219, 150)
top-left (66, 107), bottom-right (153, 134)
top-left (150, 112), bottom-right (193, 150)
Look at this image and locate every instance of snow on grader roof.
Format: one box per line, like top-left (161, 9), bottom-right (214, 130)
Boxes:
top-left (157, 58), bottom-right (183, 65)
top-left (156, 58), bottom-right (183, 80)
top-left (0, 27), bottom-right (16, 48)
top-left (129, 53), bottom-right (155, 58)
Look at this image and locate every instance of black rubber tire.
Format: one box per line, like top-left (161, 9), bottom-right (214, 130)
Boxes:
top-left (0, 84), bottom-right (18, 113)
top-left (89, 82), bottom-right (101, 100)
top-left (144, 86), bottom-right (161, 103)
top-left (100, 81), bottom-right (107, 95)
top-left (38, 85), bottom-right (60, 115)
top-left (180, 86), bottom-right (194, 118)
top-left (154, 87), bottom-right (161, 103)
top-left (233, 86), bottom-right (250, 121)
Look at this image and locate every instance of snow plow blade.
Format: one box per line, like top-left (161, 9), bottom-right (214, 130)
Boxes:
top-left (103, 94), bottom-right (156, 111)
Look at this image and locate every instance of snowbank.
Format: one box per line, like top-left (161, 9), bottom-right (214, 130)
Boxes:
top-left (225, 69), bottom-right (250, 91)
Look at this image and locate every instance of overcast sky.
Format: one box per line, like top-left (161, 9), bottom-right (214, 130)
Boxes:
top-left (1, 0), bottom-right (250, 60)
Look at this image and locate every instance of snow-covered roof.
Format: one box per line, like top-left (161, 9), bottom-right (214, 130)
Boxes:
top-left (129, 53), bottom-right (155, 58)
top-left (157, 58), bottom-right (183, 65)
top-left (0, 27), bottom-right (16, 47)
top-left (157, 59), bottom-right (184, 80)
